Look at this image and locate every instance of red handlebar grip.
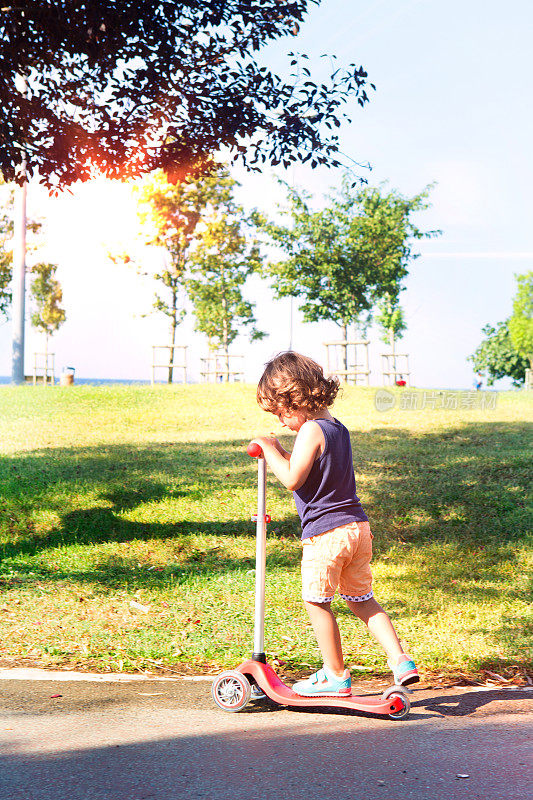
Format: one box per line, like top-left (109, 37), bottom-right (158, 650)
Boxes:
top-left (247, 442), bottom-right (263, 458)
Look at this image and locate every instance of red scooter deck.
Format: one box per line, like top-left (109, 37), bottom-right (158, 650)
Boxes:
top-left (238, 659), bottom-right (405, 715)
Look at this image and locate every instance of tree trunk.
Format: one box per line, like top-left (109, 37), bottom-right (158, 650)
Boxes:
top-left (45, 332), bottom-right (49, 386)
top-left (341, 322), bottom-right (348, 381)
top-left (168, 286), bottom-right (178, 384)
top-left (222, 292), bottom-right (229, 382)
top-left (389, 327), bottom-right (396, 380)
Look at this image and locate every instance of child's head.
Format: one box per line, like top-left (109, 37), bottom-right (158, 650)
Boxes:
top-left (257, 351), bottom-right (339, 419)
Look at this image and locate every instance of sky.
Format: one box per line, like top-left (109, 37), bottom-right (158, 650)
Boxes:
top-left (1, 0), bottom-right (531, 389)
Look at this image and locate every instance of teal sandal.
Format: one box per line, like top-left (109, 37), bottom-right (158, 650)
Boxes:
top-left (292, 667), bottom-right (352, 697)
top-left (390, 656), bottom-right (419, 686)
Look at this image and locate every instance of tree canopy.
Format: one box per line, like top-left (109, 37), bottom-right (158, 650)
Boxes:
top-left (1, 1), bottom-right (373, 188)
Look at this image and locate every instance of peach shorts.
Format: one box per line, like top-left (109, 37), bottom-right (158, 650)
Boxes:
top-left (301, 521), bottom-right (374, 604)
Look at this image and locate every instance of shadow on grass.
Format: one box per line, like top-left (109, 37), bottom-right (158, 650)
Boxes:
top-left (0, 439), bottom-right (279, 555)
top-left (0, 519), bottom-right (303, 593)
top-left (0, 421), bottom-right (530, 591)
top-left (357, 419), bottom-right (531, 551)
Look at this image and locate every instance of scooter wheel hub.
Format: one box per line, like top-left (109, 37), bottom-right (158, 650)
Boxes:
top-left (212, 670), bottom-right (252, 712)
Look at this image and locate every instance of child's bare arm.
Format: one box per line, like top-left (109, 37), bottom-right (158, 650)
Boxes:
top-left (251, 436), bottom-right (290, 459)
top-left (265, 436), bottom-right (291, 460)
top-left (251, 422), bottom-right (323, 491)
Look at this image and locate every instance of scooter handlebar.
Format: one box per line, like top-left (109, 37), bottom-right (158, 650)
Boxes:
top-left (247, 442), bottom-right (263, 458)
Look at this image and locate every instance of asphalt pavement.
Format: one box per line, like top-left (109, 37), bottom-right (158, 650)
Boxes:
top-left (0, 672), bottom-right (531, 800)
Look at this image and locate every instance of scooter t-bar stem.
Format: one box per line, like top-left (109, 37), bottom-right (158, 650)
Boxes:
top-left (247, 442), bottom-right (267, 662)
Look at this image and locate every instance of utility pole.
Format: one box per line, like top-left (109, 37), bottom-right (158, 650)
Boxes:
top-left (11, 73), bottom-right (27, 385)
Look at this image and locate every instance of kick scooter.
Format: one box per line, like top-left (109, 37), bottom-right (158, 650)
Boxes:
top-left (211, 442), bottom-right (411, 720)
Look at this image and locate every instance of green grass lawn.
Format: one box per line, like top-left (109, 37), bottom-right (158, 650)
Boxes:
top-left (0, 383), bottom-right (531, 685)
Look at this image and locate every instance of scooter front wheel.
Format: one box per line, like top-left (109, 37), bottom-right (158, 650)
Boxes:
top-left (212, 670), bottom-right (252, 712)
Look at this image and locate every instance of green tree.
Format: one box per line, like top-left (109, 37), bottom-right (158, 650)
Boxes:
top-left (135, 170), bottom-right (205, 383)
top-left (187, 184), bottom-right (265, 379)
top-left (508, 271), bottom-right (533, 370)
top-left (376, 295), bottom-right (407, 354)
top-left (468, 321), bottom-right (528, 387)
top-left (131, 167), bottom-right (250, 383)
top-left (254, 178), bottom-right (439, 370)
top-left (30, 261), bottom-right (66, 357)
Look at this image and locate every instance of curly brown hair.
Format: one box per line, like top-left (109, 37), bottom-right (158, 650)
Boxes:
top-left (257, 352), bottom-right (340, 415)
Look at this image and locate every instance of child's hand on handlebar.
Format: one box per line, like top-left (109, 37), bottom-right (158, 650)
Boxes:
top-left (250, 435), bottom-right (279, 452)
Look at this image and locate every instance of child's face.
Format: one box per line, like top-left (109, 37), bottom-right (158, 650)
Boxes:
top-left (276, 407), bottom-right (308, 432)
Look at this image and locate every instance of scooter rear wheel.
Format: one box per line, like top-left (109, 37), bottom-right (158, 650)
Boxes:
top-left (212, 670), bottom-right (252, 712)
top-left (381, 686), bottom-right (411, 720)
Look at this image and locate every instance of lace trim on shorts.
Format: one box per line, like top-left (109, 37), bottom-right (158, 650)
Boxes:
top-left (339, 590), bottom-right (374, 602)
top-left (302, 595), bottom-right (335, 603)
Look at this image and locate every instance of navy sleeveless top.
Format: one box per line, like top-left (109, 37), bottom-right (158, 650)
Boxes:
top-left (293, 417), bottom-right (368, 540)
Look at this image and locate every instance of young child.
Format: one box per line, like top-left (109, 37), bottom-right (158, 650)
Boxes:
top-left (251, 351), bottom-right (419, 696)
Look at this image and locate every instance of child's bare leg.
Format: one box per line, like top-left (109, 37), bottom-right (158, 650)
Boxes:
top-left (304, 600), bottom-right (345, 676)
top-left (346, 597), bottom-right (405, 664)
